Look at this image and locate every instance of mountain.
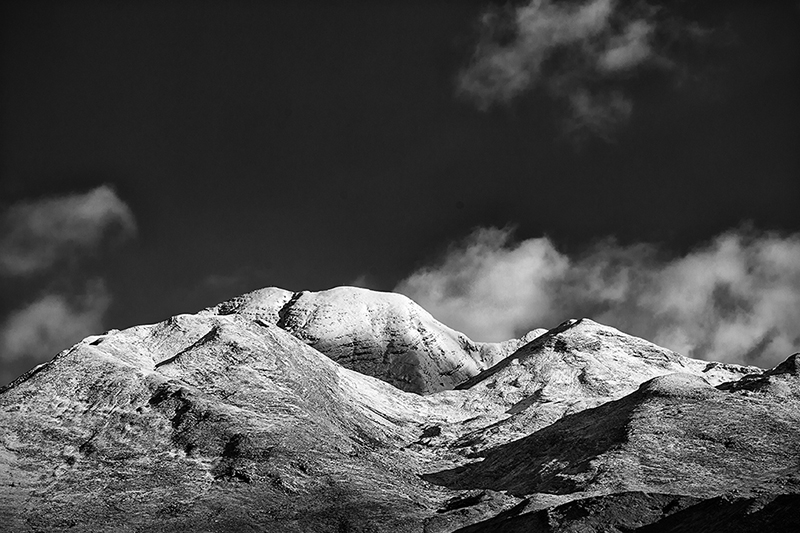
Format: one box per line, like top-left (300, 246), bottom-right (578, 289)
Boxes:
top-left (1, 286), bottom-right (797, 532)
top-left (203, 286), bottom-right (545, 394)
top-left (429, 372), bottom-right (800, 496)
top-left (448, 318), bottom-right (759, 455)
top-left (0, 310), bottom-right (472, 532)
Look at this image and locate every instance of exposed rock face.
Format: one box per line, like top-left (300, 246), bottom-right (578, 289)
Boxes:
top-left (1, 286), bottom-right (797, 532)
top-left (204, 286), bottom-right (544, 394)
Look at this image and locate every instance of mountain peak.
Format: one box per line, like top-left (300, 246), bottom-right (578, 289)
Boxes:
top-left (205, 286), bottom-right (537, 394)
top-left (718, 352), bottom-right (800, 397)
top-left (770, 352), bottom-right (800, 376)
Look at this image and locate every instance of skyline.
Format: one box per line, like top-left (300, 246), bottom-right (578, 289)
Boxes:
top-left (1, 0), bottom-right (799, 384)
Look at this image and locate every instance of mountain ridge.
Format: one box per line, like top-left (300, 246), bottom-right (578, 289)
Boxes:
top-left (1, 285), bottom-right (796, 532)
top-left (202, 286), bottom-right (547, 394)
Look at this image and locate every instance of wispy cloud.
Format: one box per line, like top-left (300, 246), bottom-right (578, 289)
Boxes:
top-left (395, 226), bottom-right (800, 368)
top-left (598, 19), bottom-right (654, 72)
top-left (0, 280), bottom-right (111, 382)
top-left (458, 0), bottom-right (707, 138)
top-left (349, 273), bottom-right (377, 290)
top-left (563, 88), bottom-right (632, 139)
top-left (0, 185), bottom-right (137, 385)
top-left (0, 185), bottom-right (137, 276)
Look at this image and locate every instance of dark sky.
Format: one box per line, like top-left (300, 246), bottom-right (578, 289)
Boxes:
top-left (1, 0), bottom-right (799, 383)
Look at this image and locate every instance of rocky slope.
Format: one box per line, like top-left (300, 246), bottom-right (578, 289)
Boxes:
top-left (1, 286), bottom-right (797, 532)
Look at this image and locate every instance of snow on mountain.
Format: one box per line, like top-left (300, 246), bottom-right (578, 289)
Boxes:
top-left (0, 286), bottom-right (796, 532)
top-left (204, 286), bottom-right (544, 394)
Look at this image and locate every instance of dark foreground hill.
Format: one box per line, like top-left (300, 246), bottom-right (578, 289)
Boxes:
top-left (0, 287), bottom-right (797, 532)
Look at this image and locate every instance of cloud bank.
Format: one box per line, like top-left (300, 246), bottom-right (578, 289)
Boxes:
top-left (0, 186), bottom-right (136, 385)
top-left (395, 226), bottom-right (800, 368)
top-left (0, 185), bottom-right (137, 276)
top-left (458, 0), bottom-right (704, 138)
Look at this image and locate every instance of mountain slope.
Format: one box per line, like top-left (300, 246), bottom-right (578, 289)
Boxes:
top-left (426, 372), bottom-right (800, 498)
top-left (446, 318), bottom-right (760, 455)
top-left (0, 312), bottom-right (476, 532)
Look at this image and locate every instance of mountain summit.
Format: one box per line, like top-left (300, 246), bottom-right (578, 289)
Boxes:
top-left (203, 286), bottom-right (544, 394)
top-left (1, 286), bottom-right (797, 532)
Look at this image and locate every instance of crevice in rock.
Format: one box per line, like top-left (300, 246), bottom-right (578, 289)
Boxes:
top-left (276, 291), bottom-right (304, 329)
top-left (155, 326), bottom-right (220, 369)
top-left (437, 491), bottom-right (489, 513)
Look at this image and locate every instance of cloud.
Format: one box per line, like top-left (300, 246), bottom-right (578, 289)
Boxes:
top-left (563, 88), bottom-right (633, 139)
top-left (458, 0), bottom-right (704, 138)
top-left (395, 226), bottom-right (800, 368)
top-left (0, 281), bottom-right (111, 383)
top-left (396, 227), bottom-right (569, 341)
top-left (0, 185), bottom-right (137, 276)
top-left (598, 19), bottom-right (654, 72)
top-left (0, 185), bottom-right (137, 385)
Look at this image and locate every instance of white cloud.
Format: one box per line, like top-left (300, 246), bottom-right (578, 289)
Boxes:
top-left (0, 281), bottom-right (111, 367)
top-left (459, 0), bottom-right (616, 110)
top-left (598, 19), bottom-right (654, 72)
top-left (349, 274), bottom-right (375, 289)
top-left (0, 185), bottom-right (137, 276)
top-left (0, 185), bottom-right (137, 384)
top-left (396, 227), bottom-right (569, 341)
top-left (458, 0), bottom-right (701, 138)
top-left (395, 227), bottom-right (800, 368)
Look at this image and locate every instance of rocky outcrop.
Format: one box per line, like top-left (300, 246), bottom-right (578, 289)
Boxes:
top-left (0, 287), bottom-right (796, 532)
